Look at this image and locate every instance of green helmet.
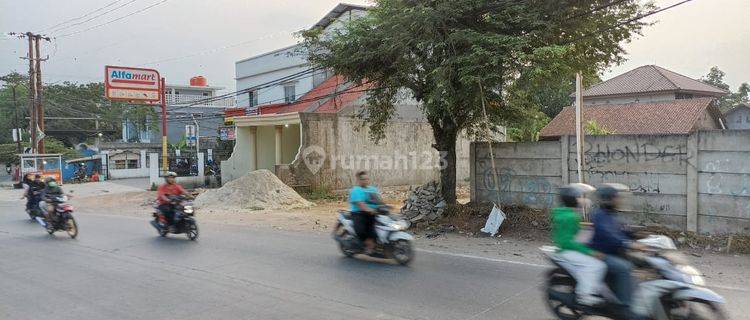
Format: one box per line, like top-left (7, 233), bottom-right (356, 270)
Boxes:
top-left (47, 181), bottom-right (59, 188)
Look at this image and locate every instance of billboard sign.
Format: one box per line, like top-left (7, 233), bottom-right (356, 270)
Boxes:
top-left (105, 66), bottom-right (161, 102)
top-left (220, 127), bottom-right (235, 141)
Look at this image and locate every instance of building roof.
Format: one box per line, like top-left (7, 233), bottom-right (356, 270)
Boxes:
top-left (539, 98), bottom-right (720, 138)
top-left (579, 65), bottom-right (729, 98)
top-left (166, 84), bottom-right (225, 91)
top-left (258, 75), bottom-right (367, 115)
top-left (312, 3), bottom-right (370, 30)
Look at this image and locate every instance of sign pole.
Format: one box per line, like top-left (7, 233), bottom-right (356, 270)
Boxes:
top-left (160, 77), bottom-right (168, 174)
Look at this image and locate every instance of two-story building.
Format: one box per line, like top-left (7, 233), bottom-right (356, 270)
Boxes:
top-left (725, 103), bottom-right (750, 130)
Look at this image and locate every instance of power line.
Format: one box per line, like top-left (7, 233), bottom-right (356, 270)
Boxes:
top-left (48, 0), bottom-right (139, 34)
top-left (41, 0), bottom-right (125, 32)
top-left (54, 0), bottom-right (168, 38)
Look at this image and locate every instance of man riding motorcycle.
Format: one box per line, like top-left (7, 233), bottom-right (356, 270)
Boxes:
top-left (156, 172), bottom-right (193, 228)
top-left (550, 183), bottom-right (607, 308)
top-left (589, 183), bottom-right (648, 314)
top-left (23, 174), bottom-right (45, 215)
top-left (348, 171), bottom-right (383, 254)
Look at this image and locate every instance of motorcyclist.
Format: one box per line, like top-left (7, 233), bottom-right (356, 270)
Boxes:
top-left (550, 183), bottom-right (607, 308)
top-left (22, 174), bottom-right (43, 212)
top-left (348, 171), bottom-right (382, 254)
top-left (40, 177), bottom-right (66, 225)
top-left (589, 183), bottom-right (647, 312)
top-left (156, 172), bottom-right (192, 228)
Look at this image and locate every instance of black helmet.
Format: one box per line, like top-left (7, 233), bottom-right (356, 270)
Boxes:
top-left (44, 176), bottom-right (56, 183)
top-left (558, 183), bottom-right (594, 207)
top-left (596, 183), bottom-right (629, 209)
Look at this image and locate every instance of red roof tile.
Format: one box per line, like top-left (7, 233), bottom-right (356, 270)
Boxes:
top-left (580, 65), bottom-right (728, 98)
top-left (261, 75), bottom-right (367, 115)
top-left (539, 98), bottom-right (717, 138)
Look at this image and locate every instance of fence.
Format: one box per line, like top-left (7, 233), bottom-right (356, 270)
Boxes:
top-left (470, 130), bottom-right (750, 235)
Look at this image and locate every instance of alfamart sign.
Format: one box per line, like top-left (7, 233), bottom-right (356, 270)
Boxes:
top-left (105, 66), bottom-right (161, 102)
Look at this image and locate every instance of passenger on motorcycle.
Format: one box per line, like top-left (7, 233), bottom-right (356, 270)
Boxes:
top-left (589, 183), bottom-right (647, 310)
top-left (550, 183), bottom-right (607, 308)
top-left (156, 172), bottom-right (192, 227)
top-left (22, 174), bottom-right (45, 213)
top-left (348, 171), bottom-right (382, 254)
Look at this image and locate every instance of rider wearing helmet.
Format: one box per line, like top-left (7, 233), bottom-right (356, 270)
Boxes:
top-left (589, 183), bottom-right (646, 311)
top-left (39, 177), bottom-right (65, 225)
top-left (551, 183), bottom-right (606, 307)
top-left (156, 172), bottom-right (192, 227)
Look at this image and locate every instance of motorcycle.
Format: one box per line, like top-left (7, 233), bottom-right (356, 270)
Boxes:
top-left (150, 195), bottom-right (199, 240)
top-left (543, 235), bottom-right (726, 320)
top-left (41, 195), bottom-right (78, 239)
top-left (333, 205), bottom-right (414, 265)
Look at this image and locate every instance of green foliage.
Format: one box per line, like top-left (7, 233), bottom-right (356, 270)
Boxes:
top-left (585, 120), bottom-right (614, 135)
top-left (701, 66), bottom-right (750, 111)
top-left (301, 186), bottom-right (342, 202)
top-left (301, 0), bottom-right (653, 202)
top-left (0, 137), bottom-right (79, 165)
top-left (507, 111), bottom-right (550, 142)
top-left (0, 72), bottom-right (156, 145)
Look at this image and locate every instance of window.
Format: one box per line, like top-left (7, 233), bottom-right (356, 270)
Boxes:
top-left (127, 159), bottom-right (139, 168)
top-left (284, 84), bottom-right (296, 103)
top-left (202, 92), bottom-right (209, 96)
top-left (248, 90), bottom-right (258, 107)
top-left (114, 160), bottom-right (127, 170)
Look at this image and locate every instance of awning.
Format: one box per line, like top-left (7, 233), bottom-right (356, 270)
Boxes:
top-left (66, 155), bottom-right (102, 164)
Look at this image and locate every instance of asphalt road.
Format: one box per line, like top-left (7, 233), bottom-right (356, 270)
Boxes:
top-left (0, 200), bottom-right (747, 320)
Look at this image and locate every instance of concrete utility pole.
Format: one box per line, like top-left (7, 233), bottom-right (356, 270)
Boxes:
top-left (25, 33), bottom-right (37, 153)
top-left (575, 72), bottom-right (585, 185)
top-left (34, 35), bottom-right (48, 154)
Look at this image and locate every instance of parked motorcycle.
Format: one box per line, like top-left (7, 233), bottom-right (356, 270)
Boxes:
top-left (333, 206), bottom-right (414, 265)
top-left (42, 195), bottom-right (78, 239)
top-left (543, 235), bottom-right (726, 320)
top-left (150, 195), bottom-right (199, 240)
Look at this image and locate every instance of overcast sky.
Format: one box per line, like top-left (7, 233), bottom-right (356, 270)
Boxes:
top-left (1, 0), bottom-right (748, 92)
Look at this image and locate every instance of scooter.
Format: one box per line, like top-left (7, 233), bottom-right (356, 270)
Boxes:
top-left (333, 205), bottom-right (415, 265)
top-left (543, 235), bottom-right (726, 320)
top-left (40, 195), bottom-right (78, 239)
top-left (150, 195), bottom-right (199, 240)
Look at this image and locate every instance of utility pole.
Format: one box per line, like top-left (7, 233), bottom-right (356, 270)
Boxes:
top-left (10, 32), bottom-right (50, 154)
top-left (11, 86), bottom-right (22, 154)
top-left (34, 35), bottom-right (48, 154)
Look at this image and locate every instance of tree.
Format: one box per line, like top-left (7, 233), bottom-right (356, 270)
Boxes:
top-left (585, 120), bottom-right (614, 135)
top-left (302, 0), bottom-right (653, 204)
top-left (701, 66), bottom-right (749, 111)
top-left (0, 72), bottom-right (30, 144)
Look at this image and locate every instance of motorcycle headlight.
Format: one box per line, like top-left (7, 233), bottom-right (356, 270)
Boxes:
top-left (677, 265), bottom-right (705, 286)
top-left (389, 221), bottom-right (408, 231)
top-left (183, 206), bottom-right (194, 214)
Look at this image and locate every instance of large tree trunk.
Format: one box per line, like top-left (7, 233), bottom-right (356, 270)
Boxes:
top-left (432, 124), bottom-right (458, 204)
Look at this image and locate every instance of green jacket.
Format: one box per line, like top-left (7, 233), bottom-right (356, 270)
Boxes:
top-left (551, 207), bottom-right (593, 256)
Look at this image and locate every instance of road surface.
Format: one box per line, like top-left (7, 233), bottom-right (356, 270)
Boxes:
top-left (0, 201), bottom-right (747, 320)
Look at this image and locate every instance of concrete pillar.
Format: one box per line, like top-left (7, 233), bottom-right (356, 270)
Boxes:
top-left (197, 152), bottom-right (205, 177)
top-left (469, 142), bottom-right (476, 202)
top-left (249, 127), bottom-right (257, 171)
top-left (139, 150), bottom-right (147, 170)
top-left (149, 153), bottom-right (159, 187)
top-left (100, 151), bottom-right (109, 181)
top-left (275, 125), bottom-right (283, 165)
top-left (686, 132), bottom-right (699, 232)
top-left (561, 135), bottom-right (570, 185)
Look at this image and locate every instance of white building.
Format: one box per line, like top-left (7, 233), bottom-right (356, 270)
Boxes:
top-left (122, 78), bottom-right (236, 143)
top-left (234, 4), bottom-right (368, 110)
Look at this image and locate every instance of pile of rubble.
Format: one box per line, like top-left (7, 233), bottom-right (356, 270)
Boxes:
top-left (194, 169), bottom-right (313, 211)
top-left (400, 181), bottom-right (447, 223)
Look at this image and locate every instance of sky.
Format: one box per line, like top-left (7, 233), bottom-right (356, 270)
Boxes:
top-left (1, 0), bottom-right (748, 93)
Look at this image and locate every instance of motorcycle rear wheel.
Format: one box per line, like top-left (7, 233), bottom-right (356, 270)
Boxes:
top-left (546, 271), bottom-right (583, 320)
top-left (335, 226), bottom-right (356, 258)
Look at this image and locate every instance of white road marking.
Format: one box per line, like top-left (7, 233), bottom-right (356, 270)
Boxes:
top-left (417, 248), bottom-right (546, 268)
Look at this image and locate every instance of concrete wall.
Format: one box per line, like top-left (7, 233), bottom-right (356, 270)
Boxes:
top-left (725, 108), bottom-right (750, 130)
top-left (220, 127), bottom-right (254, 183)
top-left (290, 112), bottom-right (473, 190)
top-left (471, 131), bottom-right (750, 235)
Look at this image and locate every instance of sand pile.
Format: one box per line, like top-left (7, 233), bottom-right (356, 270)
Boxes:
top-left (194, 170), bottom-right (313, 211)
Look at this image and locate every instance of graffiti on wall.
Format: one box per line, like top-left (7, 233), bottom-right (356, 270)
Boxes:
top-left (705, 173), bottom-right (750, 196)
top-left (576, 142), bottom-right (691, 170)
top-left (587, 170), bottom-right (663, 194)
top-left (478, 165), bottom-right (555, 208)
